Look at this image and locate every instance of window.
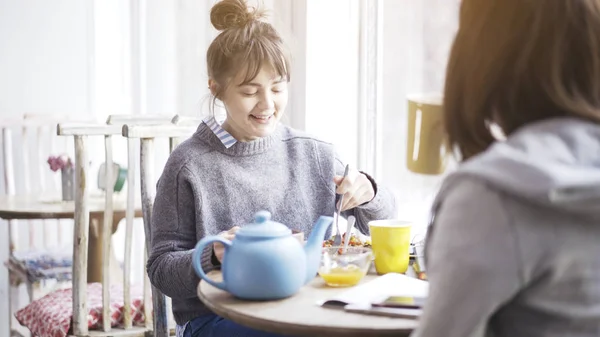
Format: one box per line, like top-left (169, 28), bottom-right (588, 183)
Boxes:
top-left (376, 0), bottom-right (460, 235)
top-left (293, 0), bottom-right (460, 236)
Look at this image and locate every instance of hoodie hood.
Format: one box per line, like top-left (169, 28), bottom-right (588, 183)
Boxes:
top-left (445, 117), bottom-right (600, 218)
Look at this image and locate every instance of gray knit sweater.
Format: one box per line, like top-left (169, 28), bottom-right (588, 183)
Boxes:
top-left (147, 122), bottom-right (397, 325)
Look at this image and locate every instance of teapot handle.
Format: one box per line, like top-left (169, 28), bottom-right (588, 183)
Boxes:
top-left (192, 236), bottom-right (231, 291)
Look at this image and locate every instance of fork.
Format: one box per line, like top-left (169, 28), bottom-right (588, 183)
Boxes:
top-left (332, 164), bottom-right (350, 246)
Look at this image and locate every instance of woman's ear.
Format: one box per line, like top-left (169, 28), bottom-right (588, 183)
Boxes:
top-left (208, 78), bottom-right (219, 97)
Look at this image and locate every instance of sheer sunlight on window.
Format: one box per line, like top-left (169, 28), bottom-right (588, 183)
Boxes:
top-left (299, 0), bottom-right (460, 236)
top-left (303, 1), bottom-right (360, 168)
top-left (378, 0), bottom-right (459, 235)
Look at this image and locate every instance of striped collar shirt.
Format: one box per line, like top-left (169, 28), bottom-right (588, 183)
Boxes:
top-left (203, 116), bottom-right (237, 148)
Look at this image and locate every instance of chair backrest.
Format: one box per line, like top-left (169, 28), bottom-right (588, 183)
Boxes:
top-left (56, 115), bottom-right (177, 336)
top-left (106, 113), bottom-right (174, 331)
top-left (1, 114), bottom-right (84, 252)
top-left (57, 122), bottom-right (123, 335)
top-left (3, 114), bottom-right (77, 195)
top-left (169, 114), bottom-right (203, 151)
top-left (122, 122), bottom-right (198, 337)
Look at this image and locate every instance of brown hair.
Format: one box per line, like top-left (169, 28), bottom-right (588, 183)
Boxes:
top-left (206, 0), bottom-right (291, 113)
top-left (444, 0), bottom-right (600, 160)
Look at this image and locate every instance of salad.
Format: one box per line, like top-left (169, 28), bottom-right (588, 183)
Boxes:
top-left (322, 233), bottom-right (372, 248)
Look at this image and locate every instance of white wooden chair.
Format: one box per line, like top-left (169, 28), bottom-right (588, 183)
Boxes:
top-left (59, 123), bottom-right (129, 336)
top-left (1, 114), bottom-right (87, 337)
top-left (122, 121), bottom-right (198, 337)
top-left (10, 115), bottom-right (198, 337)
top-left (53, 119), bottom-right (177, 337)
top-left (10, 115), bottom-right (180, 337)
top-left (106, 114), bottom-right (176, 333)
top-left (58, 115), bottom-right (177, 337)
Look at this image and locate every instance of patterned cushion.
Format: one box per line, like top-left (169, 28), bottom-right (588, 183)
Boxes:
top-left (7, 248), bottom-right (72, 283)
top-left (15, 283), bottom-right (146, 337)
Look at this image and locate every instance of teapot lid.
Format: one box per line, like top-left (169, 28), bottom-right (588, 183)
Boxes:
top-left (236, 210), bottom-right (291, 238)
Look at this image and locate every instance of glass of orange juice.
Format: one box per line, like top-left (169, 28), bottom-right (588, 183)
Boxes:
top-left (318, 247), bottom-right (373, 287)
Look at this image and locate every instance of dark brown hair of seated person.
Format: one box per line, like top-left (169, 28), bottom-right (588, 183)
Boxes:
top-left (443, 0), bottom-right (600, 161)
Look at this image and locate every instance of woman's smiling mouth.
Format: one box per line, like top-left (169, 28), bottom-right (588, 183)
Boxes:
top-left (250, 114), bottom-right (274, 124)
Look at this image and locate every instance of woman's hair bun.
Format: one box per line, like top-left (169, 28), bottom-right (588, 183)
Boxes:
top-left (210, 0), bottom-right (266, 31)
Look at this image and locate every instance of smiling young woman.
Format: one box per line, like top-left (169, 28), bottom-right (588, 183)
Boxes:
top-left (146, 1), bottom-right (397, 337)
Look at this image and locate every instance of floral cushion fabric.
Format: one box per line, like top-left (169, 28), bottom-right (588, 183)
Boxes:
top-left (15, 283), bottom-right (146, 337)
top-left (7, 248), bottom-right (72, 284)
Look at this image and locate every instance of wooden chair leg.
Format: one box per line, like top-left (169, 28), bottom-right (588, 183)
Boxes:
top-left (9, 284), bottom-right (20, 337)
top-left (26, 282), bottom-right (34, 303)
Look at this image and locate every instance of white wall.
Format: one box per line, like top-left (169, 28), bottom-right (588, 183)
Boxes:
top-left (0, 0), bottom-right (93, 116)
top-left (93, 0), bottom-right (131, 117)
top-left (145, 0), bottom-right (178, 116)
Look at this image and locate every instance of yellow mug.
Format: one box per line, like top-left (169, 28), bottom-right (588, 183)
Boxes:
top-left (406, 93), bottom-right (448, 175)
top-left (369, 220), bottom-right (412, 274)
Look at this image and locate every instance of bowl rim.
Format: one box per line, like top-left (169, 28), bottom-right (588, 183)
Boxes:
top-left (322, 245), bottom-right (373, 257)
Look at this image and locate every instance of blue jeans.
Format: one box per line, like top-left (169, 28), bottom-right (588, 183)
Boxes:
top-left (181, 313), bottom-right (288, 337)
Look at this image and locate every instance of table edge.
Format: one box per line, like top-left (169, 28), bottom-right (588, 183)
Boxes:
top-left (0, 209), bottom-right (142, 220)
top-left (197, 279), bottom-right (414, 337)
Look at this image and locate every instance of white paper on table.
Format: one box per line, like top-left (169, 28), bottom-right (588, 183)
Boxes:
top-left (317, 272), bottom-right (429, 308)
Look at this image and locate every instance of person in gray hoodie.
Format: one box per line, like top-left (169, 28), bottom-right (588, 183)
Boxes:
top-left (411, 1), bottom-right (600, 337)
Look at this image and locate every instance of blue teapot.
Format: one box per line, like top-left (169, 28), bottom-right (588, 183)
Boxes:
top-left (192, 210), bottom-right (334, 300)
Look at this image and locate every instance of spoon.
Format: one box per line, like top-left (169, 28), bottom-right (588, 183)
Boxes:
top-left (332, 164), bottom-right (350, 246)
top-left (342, 215), bottom-right (356, 254)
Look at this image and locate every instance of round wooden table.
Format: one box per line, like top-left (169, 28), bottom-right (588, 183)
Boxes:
top-left (198, 271), bottom-right (417, 337)
top-left (0, 194), bottom-right (142, 283)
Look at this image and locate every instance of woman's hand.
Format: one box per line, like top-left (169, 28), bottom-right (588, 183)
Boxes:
top-left (213, 226), bottom-right (240, 263)
top-left (333, 168), bottom-right (375, 211)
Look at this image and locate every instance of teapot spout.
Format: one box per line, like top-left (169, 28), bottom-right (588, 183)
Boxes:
top-left (304, 215), bottom-right (334, 284)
